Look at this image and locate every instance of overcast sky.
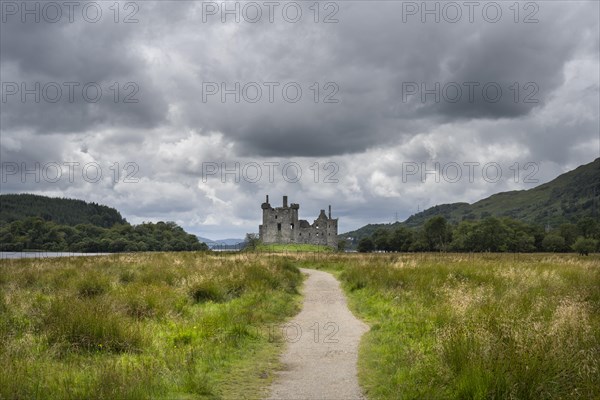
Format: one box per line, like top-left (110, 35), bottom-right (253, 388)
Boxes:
top-left (1, 0), bottom-right (599, 239)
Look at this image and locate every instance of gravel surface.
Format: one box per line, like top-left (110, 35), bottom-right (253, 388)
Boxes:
top-left (266, 268), bottom-right (369, 400)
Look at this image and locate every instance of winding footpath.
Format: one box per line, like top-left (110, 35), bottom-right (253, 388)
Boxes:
top-left (266, 268), bottom-right (369, 400)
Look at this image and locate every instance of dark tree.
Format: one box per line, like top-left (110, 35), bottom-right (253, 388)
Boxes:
top-left (424, 216), bottom-right (451, 251)
top-left (357, 238), bottom-right (375, 253)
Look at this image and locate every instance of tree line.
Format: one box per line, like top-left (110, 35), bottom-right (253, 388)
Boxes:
top-left (0, 217), bottom-right (208, 252)
top-left (354, 216), bottom-right (599, 255)
top-left (0, 194), bottom-right (126, 228)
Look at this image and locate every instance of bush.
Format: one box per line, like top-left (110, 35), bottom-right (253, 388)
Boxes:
top-left (357, 238), bottom-right (375, 253)
top-left (572, 236), bottom-right (597, 255)
top-left (542, 234), bottom-right (566, 252)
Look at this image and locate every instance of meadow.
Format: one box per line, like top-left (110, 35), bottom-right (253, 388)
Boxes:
top-left (1, 251), bottom-right (598, 399)
top-left (0, 252), bottom-right (303, 399)
top-left (300, 253), bottom-right (600, 399)
top-left (254, 243), bottom-right (334, 253)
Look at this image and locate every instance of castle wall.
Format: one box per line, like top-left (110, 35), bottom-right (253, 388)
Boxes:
top-left (259, 196), bottom-right (338, 248)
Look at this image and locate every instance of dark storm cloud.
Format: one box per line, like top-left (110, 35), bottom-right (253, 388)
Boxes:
top-left (1, 1), bottom-right (595, 156)
top-left (0, 0), bottom-right (598, 238)
top-left (0, 2), bottom-right (171, 134)
top-left (161, 1), bottom-right (597, 157)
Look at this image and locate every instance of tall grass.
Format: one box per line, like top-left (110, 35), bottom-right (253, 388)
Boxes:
top-left (3, 252), bottom-right (597, 399)
top-left (309, 253), bottom-right (600, 399)
top-left (0, 252), bottom-right (303, 399)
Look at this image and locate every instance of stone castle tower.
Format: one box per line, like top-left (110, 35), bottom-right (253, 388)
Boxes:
top-left (259, 195), bottom-right (338, 248)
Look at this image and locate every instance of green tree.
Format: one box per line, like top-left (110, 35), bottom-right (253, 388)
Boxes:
top-left (408, 230), bottom-right (429, 252)
top-left (357, 238), bottom-right (375, 253)
top-left (372, 229), bottom-right (391, 252)
top-left (509, 231), bottom-right (536, 252)
top-left (542, 234), bottom-right (566, 252)
top-left (572, 237), bottom-right (597, 256)
top-left (389, 226), bottom-right (413, 252)
top-left (194, 242), bottom-right (209, 251)
top-left (424, 216), bottom-right (451, 251)
top-left (244, 233), bottom-right (260, 250)
top-left (559, 223), bottom-right (579, 247)
top-left (470, 218), bottom-right (510, 252)
top-left (450, 221), bottom-right (475, 251)
top-left (577, 217), bottom-right (599, 238)
top-left (169, 239), bottom-right (188, 251)
top-left (110, 238), bottom-right (128, 252)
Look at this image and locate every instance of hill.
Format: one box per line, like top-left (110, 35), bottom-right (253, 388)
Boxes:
top-left (0, 193), bottom-right (126, 228)
top-left (342, 157), bottom-right (600, 242)
top-left (197, 237), bottom-right (245, 249)
top-left (0, 194), bottom-right (208, 252)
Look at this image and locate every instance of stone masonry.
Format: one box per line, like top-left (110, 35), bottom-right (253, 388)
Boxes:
top-left (259, 195), bottom-right (338, 248)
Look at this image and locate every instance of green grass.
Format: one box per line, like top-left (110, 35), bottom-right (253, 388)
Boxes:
top-left (0, 252), bottom-right (303, 399)
top-left (303, 253), bottom-right (600, 399)
top-left (254, 243), bottom-right (334, 252)
top-left (4, 251), bottom-right (597, 399)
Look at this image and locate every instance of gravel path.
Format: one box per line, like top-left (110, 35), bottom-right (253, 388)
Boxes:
top-left (266, 268), bottom-right (369, 400)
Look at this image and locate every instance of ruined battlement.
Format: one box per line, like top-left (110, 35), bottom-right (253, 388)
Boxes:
top-left (258, 195), bottom-right (338, 248)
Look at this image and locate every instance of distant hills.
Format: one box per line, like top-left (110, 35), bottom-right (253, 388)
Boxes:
top-left (0, 193), bottom-right (126, 228)
top-left (342, 158), bottom-right (600, 242)
top-left (197, 237), bottom-right (245, 249)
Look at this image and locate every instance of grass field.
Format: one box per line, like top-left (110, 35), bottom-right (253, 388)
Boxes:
top-left (0, 252), bottom-right (303, 399)
top-left (301, 253), bottom-right (600, 399)
top-left (254, 243), bottom-right (334, 253)
top-left (1, 251), bottom-right (598, 399)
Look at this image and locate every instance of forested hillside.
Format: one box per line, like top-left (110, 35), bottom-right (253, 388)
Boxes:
top-left (0, 218), bottom-right (208, 252)
top-left (0, 194), bottom-right (125, 227)
top-left (0, 194), bottom-right (208, 252)
top-left (343, 158), bottom-right (600, 243)
top-left (404, 157), bottom-right (600, 227)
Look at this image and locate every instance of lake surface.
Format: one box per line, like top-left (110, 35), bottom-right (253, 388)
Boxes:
top-left (0, 252), bottom-right (110, 260)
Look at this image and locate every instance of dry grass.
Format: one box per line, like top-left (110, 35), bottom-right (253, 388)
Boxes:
top-left (300, 252), bottom-right (600, 399)
top-left (0, 252), bottom-right (303, 399)
top-left (2, 251), bottom-right (597, 399)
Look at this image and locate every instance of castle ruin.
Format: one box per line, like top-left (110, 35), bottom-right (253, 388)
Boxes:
top-left (259, 195), bottom-right (338, 248)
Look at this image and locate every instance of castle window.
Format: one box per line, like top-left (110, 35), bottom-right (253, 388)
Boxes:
top-left (316, 232), bottom-right (319, 237)
top-left (290, 223), bottom-right (294, 230)
top-left (275, 215), bottom-right (278, 219)
top-left (277, 223), bottom-right (281, 231)
top-left (299, 233), bottom-right (302, 236)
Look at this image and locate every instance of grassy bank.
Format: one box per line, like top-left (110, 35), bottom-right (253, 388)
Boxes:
top-left (0, 252), bottom-right (303, 399)
top-left (254, 243), bottom-right (334, 253)
top-left (303, 253), bottom-right (600, 399)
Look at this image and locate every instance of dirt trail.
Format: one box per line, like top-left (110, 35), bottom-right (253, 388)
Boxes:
top-left (266, 268), bottom-right (369, 400)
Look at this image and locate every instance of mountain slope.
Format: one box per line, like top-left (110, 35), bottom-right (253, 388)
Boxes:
top-left (0, 193), bottom-right (126, 228)
top-left (342, 158), bottom-right (600, 240)
top-left (0, 194), bottom-right (208, 252)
